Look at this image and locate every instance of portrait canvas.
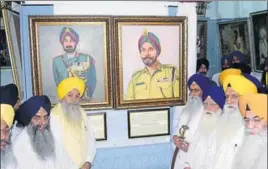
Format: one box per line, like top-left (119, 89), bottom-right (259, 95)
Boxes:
top-left (250, 10), bottom-right (268, 71)
top-left (29, 16), bottom-right (113, 109)
top-left (218, 19), bottom-right (251, 64)
top-left (197, 21), bottom-right (207, 59)
top-left (2, 8), bottom-right (24, 99)
top-left (114, 16), bottom-right (188, 109)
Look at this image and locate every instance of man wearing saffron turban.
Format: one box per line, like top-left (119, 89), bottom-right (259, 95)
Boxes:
top-left (232, 93), bottom-right (267, 169)
top-left (50, 77), bottom-right (96, 169)
top-left (125, 30), bottom-right (180, 100)
top-left (52, 27), bottom-right (97, 101)
top-left (0, 104), bottom-right (19, 169)
top-left (13, 95), bottom-right (77, 169)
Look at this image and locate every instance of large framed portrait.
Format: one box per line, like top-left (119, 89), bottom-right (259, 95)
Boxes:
top-left (29, 16), bottom-right (113, 110)
top-left (2, 5), bottom-right (24, 100)
top-left (218, 18), bottom-right (251, 64)
top-left (197, 20), bottom-right (207, 59)
top-left (250, 10), bottom-right (268, 72)
top-left (113, 16), bottom-right (188, 109)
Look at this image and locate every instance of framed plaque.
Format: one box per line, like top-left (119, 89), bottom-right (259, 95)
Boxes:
top-left (128, 108), bottom-right (170, 138)
top-left (88, 112), bottom-right (107, 141)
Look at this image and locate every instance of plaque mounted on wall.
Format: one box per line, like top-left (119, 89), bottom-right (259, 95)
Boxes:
top-left (128, 108), bottom-right (170, 138)
top-left (88, 112), bottom-right (107, 141)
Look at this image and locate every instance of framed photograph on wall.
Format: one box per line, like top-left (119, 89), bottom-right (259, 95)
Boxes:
top-left (128, 108), bottom-right (170, 139)
top-left (29, 16), bottom-right (113, 110)
top-left (87, 112), bottom-right (107, 141)
top-left (2, 6), bottom-right (24, 100)
top-left (218, 18), bottom-right (251, 64)
top-left (250, 10), bottom-right (268, 72)
top-left (113, 16), bottom-right (188, 109)
top-left (197, 20), bottom-right (207, 59)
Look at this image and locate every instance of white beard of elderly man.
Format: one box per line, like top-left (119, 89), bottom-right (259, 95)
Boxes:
top-left (12, 95), bottom-right (77, 169)
top-left (1, 104), bottom-right (19, 169)
top-left (232, 93), bottom-right (267, 169)
top-left (175, 86), bottom-right (225, 169)
top-left (50, 77), bottom-right (96, 169)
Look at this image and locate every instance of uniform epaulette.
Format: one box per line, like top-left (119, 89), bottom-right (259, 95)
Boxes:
top-left (162, 64), bottom-right (176, 69)
top-left (132, 69), bottom-right (144, 78)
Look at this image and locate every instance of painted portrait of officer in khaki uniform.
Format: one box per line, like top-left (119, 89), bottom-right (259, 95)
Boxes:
top-left (125, 30), bottom-right (180, 100)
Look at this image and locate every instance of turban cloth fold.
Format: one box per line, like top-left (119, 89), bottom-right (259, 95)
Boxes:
top-left (57, 77), bottom-right (85, 100)
top-left (60, 27), bottom-right (79, 44)
top-left (138, 31), bottom-right (161, 55)
top-left (196, 58), bottom-right (209, 72)
top-left (219, 68), bottom-right (241, 86)
top-left (0, 83), bottom-right (18, 107)
top-left (230, 51), bottom-right (245, 63)
top-left (243, 73), bottom-right (263, 88)
top-left (223, 75), bottom-right (257, 96)
top-left (187, 74), bottom-right (212, 101)
top-left (17, 95), bottom-right (51, 126)
top-left (0, 104), bottom-right (15, 127)
top-left (221, 56), bottom-right (231, 66)
top-left (205, 86), bottom-right (226, 110)
top-left (239, 93), bottom-right (267, 124)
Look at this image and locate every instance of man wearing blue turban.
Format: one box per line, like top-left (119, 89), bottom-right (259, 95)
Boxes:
top-left (12, 95), bottom-right (78, 169)
top-left (176, 86), bottom-right (226, 169)
top-left (172, 74), bottom-right (213, 169)
top-left (52, 27), bottom-right (97, 101)
top-left (125, 29), bottom-right (180, 100)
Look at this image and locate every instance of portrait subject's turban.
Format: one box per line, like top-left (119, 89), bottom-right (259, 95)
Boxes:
top-left (223, 75), bottom-right (257, 96)
top-left (60, 27), bottom-right (79, 44)
top-left (219, 68), bottom-right (241, 86)
top-left (138, 30), bottom-right (161, 55)
top-left (0, 104), bottom-right (15, 127)
top-left (17, 95), bottom-right (51, 126)
top-left (239, 93), bottom-right (267, 124)
top-left (0, 83), bottom-right (19, 107)
top-left (57, 77), bottom-right (85, 100)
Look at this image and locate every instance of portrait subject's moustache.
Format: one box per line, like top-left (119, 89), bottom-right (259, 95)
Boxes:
top-left (65, 45), bottom-right (74, 49)
top-left (0, 140), bottom-right (10, 146)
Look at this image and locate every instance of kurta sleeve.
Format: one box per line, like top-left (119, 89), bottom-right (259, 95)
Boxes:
top-left (85, 115), bottom-right (97, 164)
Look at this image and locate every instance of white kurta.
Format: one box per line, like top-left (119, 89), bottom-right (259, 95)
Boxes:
top-left (50, 103), bottom-right (96, 166)
top-left (173, 105), bottom-right (204, 168)
top-left (10, 122), bottom-right (24, 142)
top-left (12, 128), bottom-right (78, 169)
top-left (212, 126), bottom-right (245, 169)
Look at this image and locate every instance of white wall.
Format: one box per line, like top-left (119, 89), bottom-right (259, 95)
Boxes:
top-left (24, 1), bottom-right (197, 148)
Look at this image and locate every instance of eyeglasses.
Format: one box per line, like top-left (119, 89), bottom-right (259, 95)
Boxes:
top-left (244, 117), bottom-right (264, 124)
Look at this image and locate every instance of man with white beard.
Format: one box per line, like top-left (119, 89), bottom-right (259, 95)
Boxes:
top-left (50, 77), bottom-right (96, 169)
top-left (212, 74), bottom-right (258, 169)
top-left (12, 95), bottom-right (78, 169)
top-left (232, 93), bottom-right (267, 169)
top-left (181, 85), bottom-right (226, 169)
top-left (171, 74), bottom-right (211, 169)
top-left (1, 104), bottom-right (19, 169)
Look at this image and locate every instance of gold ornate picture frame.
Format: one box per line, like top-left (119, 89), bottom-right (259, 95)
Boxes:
top-left (113, 16), bottom-right (188, 109)
top-left (29, 16), bottom-right (113, 110)
top-left (2, 4), bottom-right (24, 100)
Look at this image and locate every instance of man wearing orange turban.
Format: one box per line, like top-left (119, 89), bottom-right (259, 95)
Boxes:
top-left (232, 94), bottom-right (267, 169)
top-left (212, 75), bottom-right (258, 169)
top-left (50, 77), bottom-right (96, 169)
top-left (1, 104), bottom-right (19, 169)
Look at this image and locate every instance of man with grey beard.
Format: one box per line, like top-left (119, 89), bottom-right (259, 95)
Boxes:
top-left (232, 93), bottom-right (267, 169)
top-left (1, 103), bottom-right (19, 169)
top-left (50, 77), bottom-right (96, 169)
top-left (179, 85), bottom-right (226, 169)
top-left (12, 95), bottom-right (78, 169)
top-left (212, 74), bottom-right (258, 169)
top-left (171, 74), bottom-right (212, 169)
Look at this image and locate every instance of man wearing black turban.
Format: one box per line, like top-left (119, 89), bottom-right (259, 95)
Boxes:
top-left (0, 83), bottom-right (20, 110)
top-left (12, 95), bottom-right (78, 169)
top-left (196, 58), bottom-right (209, 76)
